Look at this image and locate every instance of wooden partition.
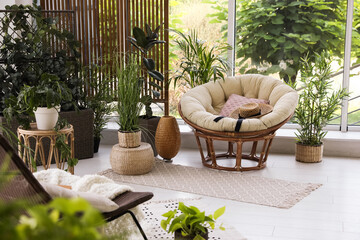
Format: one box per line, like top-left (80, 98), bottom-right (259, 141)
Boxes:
top-left (40, 0), bottom-right (169, 115)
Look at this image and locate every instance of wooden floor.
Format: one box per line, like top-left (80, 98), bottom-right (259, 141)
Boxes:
top-left (66, 145), bottom-right (360, 240)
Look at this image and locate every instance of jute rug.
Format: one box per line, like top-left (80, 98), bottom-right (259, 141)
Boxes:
top-left (140, 198), bottom-right (246, 240)
top-left (99, 160), bottom-right (321, 209)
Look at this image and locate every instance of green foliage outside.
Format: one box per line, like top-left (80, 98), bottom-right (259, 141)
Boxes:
top-left (171, 30), bottom-right (230, 88)
top-left (294, 52), bottom-right (348, 145)
top-left (206, 0), bottom-right (354, 83)
top-left (161, 202), bottom-right (225, 240)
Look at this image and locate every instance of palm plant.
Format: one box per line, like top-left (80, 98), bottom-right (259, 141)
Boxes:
top-left (172, 30), bottom-right (230, 88)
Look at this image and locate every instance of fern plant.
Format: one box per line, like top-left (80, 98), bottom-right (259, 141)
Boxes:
top-left (294, 52), bottom-right (348, 146)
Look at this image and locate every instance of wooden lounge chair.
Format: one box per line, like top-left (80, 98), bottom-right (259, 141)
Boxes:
top-left (0, 134), bottom-right (153, 239)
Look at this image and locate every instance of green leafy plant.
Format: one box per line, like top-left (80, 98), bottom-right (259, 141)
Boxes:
top-left (161, 202), bottom-right (225, 240)
top-left (0, 3), bottom-right (82, 115)
top-left (83, 65), bottom-right (114, 140)
top-left (172, 30), bottom-right (229, 88)
top-left (129, 23), bottom-right (165, 118)
top-left (206, 0), bottom-right (346, 82)
top-left (4, 73), bottom-right (73, 129)
top-left (54, 119), bottom-right (79, 171)
top-left (115, 56), bottom-right (142, 132)
top-left (294, 52), bottom-right (348, 146)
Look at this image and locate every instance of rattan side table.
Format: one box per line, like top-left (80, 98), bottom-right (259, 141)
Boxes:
top-left (17, 123), bottom-right (75, 174)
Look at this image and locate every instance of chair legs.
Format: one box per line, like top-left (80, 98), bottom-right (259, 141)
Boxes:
top-left (125, 210), bottom-right (148, 240)
top-left (194, 130), bottom-right (275, 171)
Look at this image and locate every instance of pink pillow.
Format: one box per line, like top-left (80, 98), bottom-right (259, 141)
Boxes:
top-left (219, 94), bottom-right (270, 117)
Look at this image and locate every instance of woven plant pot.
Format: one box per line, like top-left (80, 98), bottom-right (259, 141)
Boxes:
top-left (110, 142), bottom-right (154, 175)
top-left (155, 116), bottom-right (181, 161)
top-left (295, 143), bottom-right (323, 163)
top-left (118, 130), bottom-right (141, 148)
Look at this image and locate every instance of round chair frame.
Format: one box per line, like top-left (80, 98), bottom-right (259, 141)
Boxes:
top-left (179, 104), bottom-right (292, 171)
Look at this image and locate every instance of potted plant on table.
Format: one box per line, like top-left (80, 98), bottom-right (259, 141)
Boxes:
top-left (115, 56), bottom-right (143, 148)
top-left (129, 23), bottom-right (165, 155)
top-left (4, 73), bottom-right (73, 130)
top-left (294, 52), bottom-right (348, 163)
top-left (161, 202), bottom-right (225, 240)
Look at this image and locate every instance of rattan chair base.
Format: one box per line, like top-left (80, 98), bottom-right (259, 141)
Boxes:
top-left (179, 104), bottom-right (291, 172)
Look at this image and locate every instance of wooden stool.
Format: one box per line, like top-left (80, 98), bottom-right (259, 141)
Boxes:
top-left (17, 123), bottom-right (75, 174)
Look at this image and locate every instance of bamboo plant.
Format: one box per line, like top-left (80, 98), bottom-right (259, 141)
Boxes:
top-left (294, 52), bottom-right (348, 146)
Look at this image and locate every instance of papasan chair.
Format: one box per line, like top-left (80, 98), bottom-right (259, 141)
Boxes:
top-left (179, 74), bottom-right (298, 171)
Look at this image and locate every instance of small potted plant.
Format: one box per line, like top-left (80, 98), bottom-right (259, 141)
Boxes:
top-left (4, 73), bottom-right (72, 130)
top-left (161, 202), bottom-right (225, 240)
top-left (294, 52), bottom-right (348, 163)
top-left (115, 56), bottom-right (143, 148)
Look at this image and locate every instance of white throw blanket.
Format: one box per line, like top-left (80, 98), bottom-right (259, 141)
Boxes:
top-left (34, 169), bottom-right (144, 238)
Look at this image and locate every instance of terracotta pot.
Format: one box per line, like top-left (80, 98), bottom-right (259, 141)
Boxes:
top-left (118, 130), bottom-right (141, 148)
top-left (155, 116), bottom-right (181, 161)
top-left (174, 229), bottom-right (208, 240)
top-left (295, 143), bottom-right (323, 163)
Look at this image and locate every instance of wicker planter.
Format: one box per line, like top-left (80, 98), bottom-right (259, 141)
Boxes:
top-left (60, 109), bottom-right (94, 159)
top-left (110, 142), bottom-right (154, 175)
top-left (155, 116), bottom-right (181, 161)
top-left (295, 143), bottom-right (323, 163)
top-left (118, 130), bottom-right (141, 148)
top-left (174, 229), bottom-right (208, 240)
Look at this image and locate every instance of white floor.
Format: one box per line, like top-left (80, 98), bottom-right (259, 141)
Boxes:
top-left (67, 144), bottom-right (360, 240)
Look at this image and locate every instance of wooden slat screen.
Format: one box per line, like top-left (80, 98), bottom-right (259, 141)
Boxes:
top-left (40, 0), bottom-right (169, 115)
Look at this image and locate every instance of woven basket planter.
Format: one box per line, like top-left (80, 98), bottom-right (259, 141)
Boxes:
top-left (155, 116), bottom-right (181, 161)
top-left (118, 130), bottom-right (141, 148)
top-left (295, 143), bottom-right (323, 163)
top-left (110, 142), bottom-right (154, 175)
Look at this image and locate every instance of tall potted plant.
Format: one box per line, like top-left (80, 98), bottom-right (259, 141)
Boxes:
top-left (294, 52), bottom-right (348, 163)
top-left (129, 23), bottom-right (165, 155)
top-left (115, 56), bottom-right (143, 148)
top-left (84, 65), bottom-right (113, 153)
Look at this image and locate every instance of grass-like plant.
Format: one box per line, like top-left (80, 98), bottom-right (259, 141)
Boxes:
top-left (161, 202), bottom-right (225, 240)
top-left (115, 56), bottom-right (142, 132)
top-left (172, 30), bottom-right (230, 88)
top-left (294, 52), bottom-right (348, 146)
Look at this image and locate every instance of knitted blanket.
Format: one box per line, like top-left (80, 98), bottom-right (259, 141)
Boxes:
top-left (33, 169), bottom-right (143, 238)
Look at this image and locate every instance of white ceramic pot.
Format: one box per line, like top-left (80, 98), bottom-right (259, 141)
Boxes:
top-left (34, 107), bottom-right (59, 130)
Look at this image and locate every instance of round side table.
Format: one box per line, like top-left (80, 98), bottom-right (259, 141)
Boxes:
top-left (17, 123), bottom-right (75, 174)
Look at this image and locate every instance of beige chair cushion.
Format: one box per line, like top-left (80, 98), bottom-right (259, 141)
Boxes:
top-left (180, 74), bottom-right (298, 132)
